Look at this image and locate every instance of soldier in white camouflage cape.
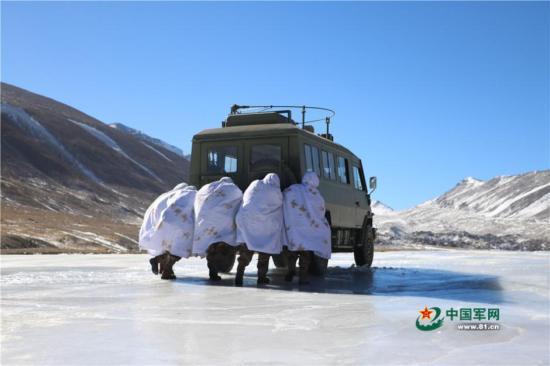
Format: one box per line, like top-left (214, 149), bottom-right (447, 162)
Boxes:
top-left (193, 177), bottom-right (243, 281)
top-left (282, 172), bottom-right (331, 284)
top-left (235, 173), bottom-right (284, 286)
top-left (139, 183), bottom-right (197, 280)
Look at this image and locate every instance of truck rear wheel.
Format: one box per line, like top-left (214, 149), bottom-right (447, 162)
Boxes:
top-left (218, 245), bottom-right (237, 273)
top-left (354, 219), bottom-right (374, 268)
top-left (309, 254), bottom-right (328, 276)
top-left (272, 253), bottom-right (288, 268)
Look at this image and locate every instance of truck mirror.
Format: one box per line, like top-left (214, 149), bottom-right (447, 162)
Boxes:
top-left (369, 176), bottom-right (377, 192)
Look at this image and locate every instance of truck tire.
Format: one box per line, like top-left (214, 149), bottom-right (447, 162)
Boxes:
top-left (309, 253), bottom-right (329, 276)
top-left (272, 253), bottom-right (288, 268)
top-left (354, 218), bottom-right (374, 268)
top-left (218, 246), bottom-right (237, 273)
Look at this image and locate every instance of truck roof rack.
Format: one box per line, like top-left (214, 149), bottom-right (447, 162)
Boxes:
top-left (227, 104), bottom-right (336, 138)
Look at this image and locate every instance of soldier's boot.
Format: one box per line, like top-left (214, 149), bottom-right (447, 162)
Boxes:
top-left (285, 252), bottom-right (298, 282)
top-left (207, 261), bottom-right (221, 281)
top-left (206, 245), bottom-right (222, 281)
top-left (235, 245), bottom-right (253, 286)
top-left (298, 251), bottom-right (311, 285)
top-left (257, 253), bottom-right (270, 285)
top-left (235, 264), bottom-right (245, 287)
top-left (167, 254), bottom-right (181, 280)
top-left (149, 254), bottom-right (164, 275)
top-left (161, 254), bottom-right (180, 280)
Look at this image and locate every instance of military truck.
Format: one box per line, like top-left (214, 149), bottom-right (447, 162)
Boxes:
top-left (190, 105), bottom-right (377, 273)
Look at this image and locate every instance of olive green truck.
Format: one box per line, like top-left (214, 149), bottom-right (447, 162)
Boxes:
top-left (190, 105), bottom-right (377, 271)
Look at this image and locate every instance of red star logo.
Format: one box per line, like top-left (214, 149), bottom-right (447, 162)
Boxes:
top-left (419, 306), bottom-right (433, 320)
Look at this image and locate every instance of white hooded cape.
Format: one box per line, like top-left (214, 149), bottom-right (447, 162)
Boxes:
top-left (283, 172), bottom-right (331, 259)
top-left (193, 177), bottom-right (243, 256)
top-left (139, 183), bottom-right (197, 258)
top-left (236, 173), bottom-right (284, 254)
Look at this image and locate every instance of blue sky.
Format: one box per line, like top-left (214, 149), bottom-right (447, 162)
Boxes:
top-left (2, 2), bottom-right (549, 209)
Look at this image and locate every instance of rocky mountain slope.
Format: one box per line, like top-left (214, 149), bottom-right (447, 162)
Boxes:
top-left (109, 122), bottom-right (184, 157)
top-left (373, 171), bottom-right (549, 250)
top-left (1, 82), bottom-right (189, 253)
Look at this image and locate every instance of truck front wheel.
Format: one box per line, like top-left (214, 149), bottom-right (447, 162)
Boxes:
top-left (354, 220), bottom-right (374, 267)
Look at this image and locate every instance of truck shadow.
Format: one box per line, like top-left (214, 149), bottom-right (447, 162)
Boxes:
top-left (175, 266), bottom-right (504, 304)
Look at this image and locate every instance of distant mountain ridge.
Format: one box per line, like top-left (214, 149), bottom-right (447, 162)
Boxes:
top-left (109, 123), bottom-right (184, 157)
top-left (434, 172), bottom-right (549, 220)
top-left (1, 82), bottom-right (190, 253)
top-left (373, 171), bottom-right (549, 251)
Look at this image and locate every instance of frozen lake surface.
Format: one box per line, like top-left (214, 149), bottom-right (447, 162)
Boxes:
top-left (1, 250), bottom-right (549, 365)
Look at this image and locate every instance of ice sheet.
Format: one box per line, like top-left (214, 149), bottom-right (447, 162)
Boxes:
top-left (1, 251), bottom-right (548, 365)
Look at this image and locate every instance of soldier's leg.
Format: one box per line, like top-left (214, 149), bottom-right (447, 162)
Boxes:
top-left (235, 245), bottom-right (253, 286)
top-left (285, 251), bottom-right (298, 282)
top-left (161, 253), bottom-right (181, 280)
top-left (158, 252), bottom-right (168, 276)
top-left (149, 253), bottom-right (165, 275)
top-left (206, 243), bottom-right (222, 281)
top-left (298, 251), bottom-right (312, 285)
top-left (257, 252), bottom-right (270, 284)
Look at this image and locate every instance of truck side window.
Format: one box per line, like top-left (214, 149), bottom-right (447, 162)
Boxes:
top-left (321, 150), bottom-right (336, 180)
top-left (304, 144), bottom-right (313, 172)
top-left (250, 144), bottom-right (281, 167)
top-left (353, 165), bottom-right (363, 190)
top-left (207, 146), bottom-right (238, 173)
top-left (304, 144), bottom-right (321, 176)
top-left (337, 156), bottom-right (349, 184)
top-left (311, 146), bottom-right (321, 176)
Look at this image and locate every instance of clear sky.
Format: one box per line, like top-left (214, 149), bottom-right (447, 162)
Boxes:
top-left (2, 1), bottom-right (549, 209)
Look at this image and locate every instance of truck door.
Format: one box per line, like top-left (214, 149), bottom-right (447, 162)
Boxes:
top-left (352, 161), bottom-right (369, 227)
top-left (244, 138), bottom-right (290, 188)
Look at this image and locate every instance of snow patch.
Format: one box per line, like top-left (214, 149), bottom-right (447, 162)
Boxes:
top-left (372, 200), bottom-right (395, 215)
top-left (141, 142), bottom-right (173, 162)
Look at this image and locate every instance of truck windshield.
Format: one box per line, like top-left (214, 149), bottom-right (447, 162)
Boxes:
top-left (207, 146), bottom-right (238, 173)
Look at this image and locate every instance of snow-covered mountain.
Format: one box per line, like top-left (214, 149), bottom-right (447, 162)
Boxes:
top-left (435, 173), bottom-right (549, 220)
top-left (109, 123), bottom-right (184, 157)
top-left (1, 82), bottom-right (190, 253)
top-left (371, 200), bottom-right (395, 215)
top-left (374, 171), bottom-right (549, 251)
